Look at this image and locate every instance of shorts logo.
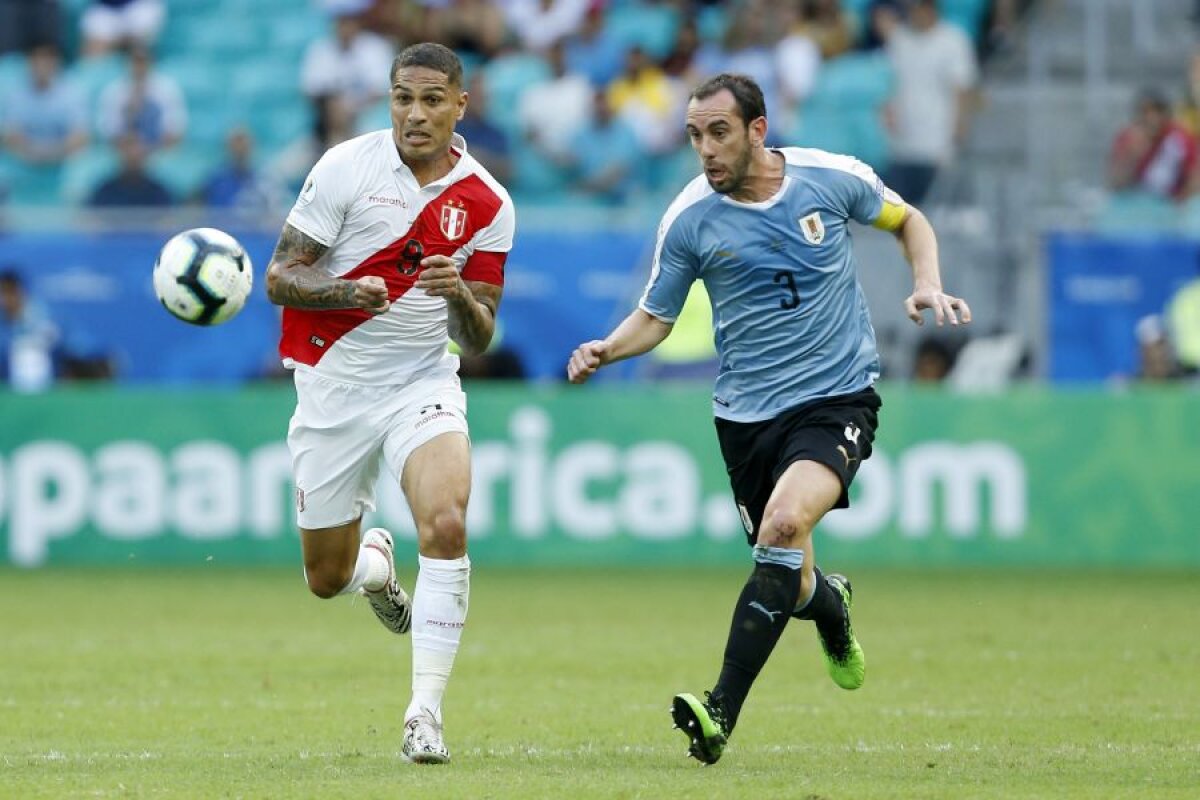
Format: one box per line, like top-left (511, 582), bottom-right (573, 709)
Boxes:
top-left (440, 200), bottom-right (468, 240)
top-left (295, 487), bottom-right (306, 513)
top-left (836, 444), bottom-right (858, 469)
top-left (799, 212), bottom-right (825, 245)
top-left (844, 422), bottom-right (861, 444)
top-left (736, 501), bottom-right (754, 535)
top-left (415, 402), bottom-right (454, 429)
top-left (310, 335), bottom-right (326, 348)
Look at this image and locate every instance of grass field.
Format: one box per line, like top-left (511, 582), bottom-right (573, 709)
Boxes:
top-left (1, 566), bottom-right (1197, 799)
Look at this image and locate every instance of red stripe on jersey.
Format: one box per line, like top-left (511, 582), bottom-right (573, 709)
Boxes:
top-left (280, 172), bottom-right (507, 367)
top-left (462, 250), bottom-right (506, 285)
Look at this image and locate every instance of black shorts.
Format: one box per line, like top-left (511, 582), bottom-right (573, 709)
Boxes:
top-left (714, 387), bottom-right (882, 545)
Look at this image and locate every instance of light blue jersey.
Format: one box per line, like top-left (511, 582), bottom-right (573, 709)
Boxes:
top-left (639, 148), bottom-right (900, 422)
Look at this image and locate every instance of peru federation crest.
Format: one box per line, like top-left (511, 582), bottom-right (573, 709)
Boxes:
top-left (799, 211), bottom-right (825, 245)
top-left (440, 200), bottom-right (468, 240)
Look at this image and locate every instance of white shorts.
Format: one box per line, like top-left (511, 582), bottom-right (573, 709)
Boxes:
top-left (287, 368), bottom-right (468, 530)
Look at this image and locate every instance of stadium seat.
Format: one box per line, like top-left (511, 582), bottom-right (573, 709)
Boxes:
top-left (482, 53), bottom-right (552, 134)
top-left (149, 145), bottom-right (218, 200)
top-left (60, 145), bottom-right (118, 205)
top-left (939, 0), bottom-right (989, 40)
top-left (795, 107), bottom-right (855, 155)
top-left (1, 159), bottom-right (65, 207)
top-left (0, 51), bottom-right (27, 100)
top-left (67, 54), bottom-right (125, 107)
top-left (604, 2), bottom-right (681, 60)
top-left (808, 53), bottom-right (893, 109)
top-left (1095, 192), bottom-right (1178, 231)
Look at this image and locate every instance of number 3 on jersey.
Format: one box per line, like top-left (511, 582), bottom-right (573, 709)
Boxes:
top-left (773, 270), bottom-right (800, 310)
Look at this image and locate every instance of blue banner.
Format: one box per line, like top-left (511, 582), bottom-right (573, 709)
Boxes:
top-left (1047, 232), bottom-right (1199, 381)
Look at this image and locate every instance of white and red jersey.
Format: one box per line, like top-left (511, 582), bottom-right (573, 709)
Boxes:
top-left (280, 129), bottom-right (515, 386)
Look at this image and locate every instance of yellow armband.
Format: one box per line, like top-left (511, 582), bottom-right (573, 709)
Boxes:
top-left (872, 199), bottom-right (907, 232)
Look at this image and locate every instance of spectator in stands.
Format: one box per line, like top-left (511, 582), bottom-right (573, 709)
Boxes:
top-left (1133, 315), bottom-right (1185, 382)
top-left (568, 88), bottom-right (642, 204)
top-left (426, 0), bottom-right (508, 60)
top-left (80, 0), bottom-right (165, 59)
top-left (1176, 50), bottom-right (1200, 136)
top-left (266, 92), bottom-right (356, 194)
top-left (692, 1), bottom-right (784, 140)
top-left (877, 0), bottom-right (978, 203)
top-left (87, 132), bottom-right (172, 207)
top-left (1, 43), bottom-right (88, 166)
top-left (0, 0), bottom-right (61, 56)
top-left (775, 4), bottom-right (823, 128)
top-left (661, 17), bottom-right (702, 85)
top-left (564, 4), bottom-right (625, 87)
top-left (0, 269), bottom-right (58, 392)
top-left (911, 335), bottom-right (956, 382)
top-left (504, 0), bottom-right (590, 53)
top-left (1110, 88), bottom-right (1198, 203)
top-left (456, 73), bottom-right (512, 183)
top-left (300, 3), bottom-right (394, 122)
top-left (796, 0), bottom-right (858, 60)
top-left (96, 45), bottom-right (186, 152)
top-left (200, 127), bottom-right (276, 215)
top-left (518, 39), bottom-right (593, 164)
top-left (607, 45), bottom-right (677, 156)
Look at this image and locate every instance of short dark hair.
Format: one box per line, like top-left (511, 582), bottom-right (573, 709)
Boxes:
top-left (0, 269), bottom-right (23, 290)
top-left (391, 42), bottom-right (463, 87)
top-left (690, 73), bottom-right (767, 125)
top-left (1136, 87), bottom-right (1170, 114)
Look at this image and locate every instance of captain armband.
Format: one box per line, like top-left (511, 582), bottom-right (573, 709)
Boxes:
top-left (872, 197), bottom-right (908, 232)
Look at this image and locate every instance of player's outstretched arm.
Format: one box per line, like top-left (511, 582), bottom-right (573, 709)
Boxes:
top-left (567, 309), bottom-right (673, 384)
top-left (265, 224), bottom-right (390, 314)
top-left (415, 254), bottom-right (500, 356)
top-left (891, 205), bottom-right (972, 327)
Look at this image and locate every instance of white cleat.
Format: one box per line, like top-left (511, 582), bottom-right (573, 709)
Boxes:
top-left (360, 528), bottom-right (411, 635)
top-left (401, 712), bottom-right (450, 764)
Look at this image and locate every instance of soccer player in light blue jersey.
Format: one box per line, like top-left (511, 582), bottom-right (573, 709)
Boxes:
top-left (567, 73), bottom-right (971, 765)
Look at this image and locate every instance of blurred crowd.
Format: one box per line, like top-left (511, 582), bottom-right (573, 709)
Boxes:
top-left (1, 0), bottom-right (1019, 391)
top-left (0, 0), bottom-right (1009, 216)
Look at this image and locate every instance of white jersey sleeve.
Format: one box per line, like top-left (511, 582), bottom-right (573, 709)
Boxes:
top-left (472, 195), bottom-right (515, 253)
top-left (285, 146), bottom-right (356, 247)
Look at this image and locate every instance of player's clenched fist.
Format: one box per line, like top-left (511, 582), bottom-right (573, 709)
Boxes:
top-left (567, 340), bottom-right (610, 383)
top-left (416, 255), bottom-right (470, 301)
top-left (354, 275), bottom-right (390, 315)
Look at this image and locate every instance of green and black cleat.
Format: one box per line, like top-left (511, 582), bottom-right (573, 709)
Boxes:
top-left (670, 691), bottom-right (729, 765)
top-left (819, 573), bottom-right (866, 690)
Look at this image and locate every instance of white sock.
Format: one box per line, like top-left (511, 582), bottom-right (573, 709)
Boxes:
top-left (405, 554), bottom-right (470, 724)
top-left (336, 545), bottom-right (391, 595)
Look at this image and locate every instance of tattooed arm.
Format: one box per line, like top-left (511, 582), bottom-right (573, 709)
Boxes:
top-left (265, 224), bottom-right (389, 314)
top-left (415, 254), bottom-right (501, 356)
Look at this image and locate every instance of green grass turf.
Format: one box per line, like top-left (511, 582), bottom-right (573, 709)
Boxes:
top-left (1, 566), bottom-right (1197, 799)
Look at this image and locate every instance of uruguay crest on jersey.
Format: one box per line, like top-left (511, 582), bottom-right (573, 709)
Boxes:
top-left (441, 200), bottom-right (468, 240)
top-left (799, 211), bottom-right (825, 245)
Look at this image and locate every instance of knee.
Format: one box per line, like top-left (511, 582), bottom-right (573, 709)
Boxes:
top-left (304, 562), bottom-right (353, 599)
top-left (420, 506), bottom-right (467, 557)
top-left (759, 506), bottom-right (818, 547)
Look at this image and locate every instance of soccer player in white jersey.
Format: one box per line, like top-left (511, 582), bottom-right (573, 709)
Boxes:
top-left (265, 43), bottom-right (515, 765)
top-left (567, 73), bottom-right (971, 764)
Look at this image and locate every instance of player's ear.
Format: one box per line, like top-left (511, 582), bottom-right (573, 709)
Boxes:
top-left (457, 89), bottom-right (468, 121)
top-left (748, 115), bottom-right (767, 147)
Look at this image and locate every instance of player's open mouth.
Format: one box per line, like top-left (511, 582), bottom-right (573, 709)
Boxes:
top-left (405, 132), bottom-right (431, 143)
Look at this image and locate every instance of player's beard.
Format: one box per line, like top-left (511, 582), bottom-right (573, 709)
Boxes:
top-left (708, 145), bottom-right (753, 195)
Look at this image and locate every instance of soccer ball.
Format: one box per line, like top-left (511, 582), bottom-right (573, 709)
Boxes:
top-left (153, 227), bottom-right (253, 326)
